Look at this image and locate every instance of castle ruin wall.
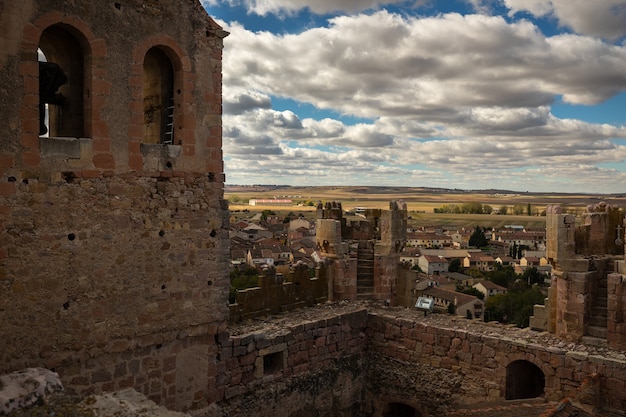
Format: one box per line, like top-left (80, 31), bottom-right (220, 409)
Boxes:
top-left (541, 204), bottom-right (626, 349)
top-left (1, 0), bottom-right (229, 411)
top-left (213, 307), bottom-right (626, 416)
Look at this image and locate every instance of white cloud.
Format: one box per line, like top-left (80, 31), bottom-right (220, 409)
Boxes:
top-left (203, 0), bottom-right (426, 16)
top-left (223, 88), bottom-right (272, 115)
top-left (224, 11), bottom-right (626, 109)
top-left (216, 9), bottom-right (626, 192)
top-left (504, 0), bottom-right (626, 41)
top-left (503, 0), bottom-right (553, 17)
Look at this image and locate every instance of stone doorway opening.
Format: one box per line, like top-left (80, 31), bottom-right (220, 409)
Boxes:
top-left (383, 402), bottom-right (421, 417)
top-left (505, 360), bottom-right (545, 400)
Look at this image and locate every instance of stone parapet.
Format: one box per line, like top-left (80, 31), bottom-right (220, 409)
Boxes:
top-left (364, 308), bottom-right (626, 415)
top-left (213, 307), bottom-right (369, 417)
top-left (229, 264), bottom-right (327, 323)
top-left (206, 304), bottom-right (626, 416)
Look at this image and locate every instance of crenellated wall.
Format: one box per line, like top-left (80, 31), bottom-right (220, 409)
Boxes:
top-left (229, 263), bottom-right (327, 323)
top-left (315, 200), bottom-right (407, 302)
top-left (533, 204), bottom-right (626, 349)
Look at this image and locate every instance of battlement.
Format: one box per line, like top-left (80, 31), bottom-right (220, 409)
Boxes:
top-left (534, 204), bottom-right (626, 350)
top-left (314, 201), bottom-right (407, 302)
top-left (546, 203), bottom-right (624, 266)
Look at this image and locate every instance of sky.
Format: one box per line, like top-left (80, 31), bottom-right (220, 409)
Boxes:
top-left (201, 0), bottom-right (626, 194)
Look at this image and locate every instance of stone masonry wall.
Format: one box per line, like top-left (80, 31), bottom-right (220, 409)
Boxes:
top-left (0, 175), bottom-right (230, 411)
top-left (608, 272), bottom-right (626, 350)
top-left (373, 254), bottom-right (401, 302)
top-left (365, 310), bottom-right (626, 415)
top-left (229, 264), bottom-right (327, 323)
top-left (0, 1), bottom-right (229, 412)
top-left (543, 205), bottom-right (626, 349)
top-left (212, 306), bottom-right (626, 416)
top-left (1, 0), bottom-right (226, 176)
top-left (213, 308), bottom-right (368, 417)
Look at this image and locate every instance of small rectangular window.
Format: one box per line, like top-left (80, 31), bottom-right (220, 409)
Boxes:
top-left (263, 351), bottom-right (284, 375)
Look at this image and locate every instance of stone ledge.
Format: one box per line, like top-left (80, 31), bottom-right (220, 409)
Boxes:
top-left (39, 136), bottom-right (91, 159)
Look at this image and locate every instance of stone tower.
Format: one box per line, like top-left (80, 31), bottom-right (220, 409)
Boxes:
top-left (316, 200), bottom-right (407, 301)
top-left (0, 1), bottom-right (229, 411)
top-left (532, 204), bottom-right (626, 350)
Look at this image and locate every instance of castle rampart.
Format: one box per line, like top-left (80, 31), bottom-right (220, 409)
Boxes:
top-left (213, 304), bottom-right (626, 416)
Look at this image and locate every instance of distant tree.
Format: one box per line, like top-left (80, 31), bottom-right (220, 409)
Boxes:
top-left (260, 209), bottom-right (276, 221)
top-left (527, 203), bottom-right (532, 216)
top-left (447, 302), bottom-right (456, 315)
top-left (510, 242), bottom-right (517, 259)
top-left (499, 205), bottom-right (508, 215)
top-left (229, 267), bottom-right (259, 304)
top-left (485, 286), bottom-right (545, 327)
top-left (512, 204), bottom-right (525, 215)
top-left (460, 202), bottom-right (486, 214)
top-left (483, 204), bottom-right (493, 214)
top-left (522, 267), bottom-right (545, 286)
top-left (469, 226), bottom-right (488, 248)
top-left (484, 264), bottom-right (516, 288)
top-left (466, 268), bottom-right (484, 279)
top-left (448, 258), bottom-right (461, 273)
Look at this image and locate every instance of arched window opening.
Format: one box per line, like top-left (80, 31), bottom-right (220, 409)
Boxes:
top-left (383, 402), bottom-right (421, 417)
top-left (505, 360), bottom-right (545, 400)
top-left (38, 25), bottom-right (85, 138)
top-left (143, 47), bottom-right (174, 144)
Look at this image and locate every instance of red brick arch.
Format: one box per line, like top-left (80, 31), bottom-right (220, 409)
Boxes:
top-left (128, 36), bottom-right (195, 171)
top-left (18, 12), bottom-right (109, 170)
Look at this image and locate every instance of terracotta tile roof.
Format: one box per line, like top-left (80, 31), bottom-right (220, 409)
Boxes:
top-left (475, 280), bottom-right (507, 291)
top-left (423, 254), bottom-right (448, 262)
top-left (422, 286), bottom-right (479, 306)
